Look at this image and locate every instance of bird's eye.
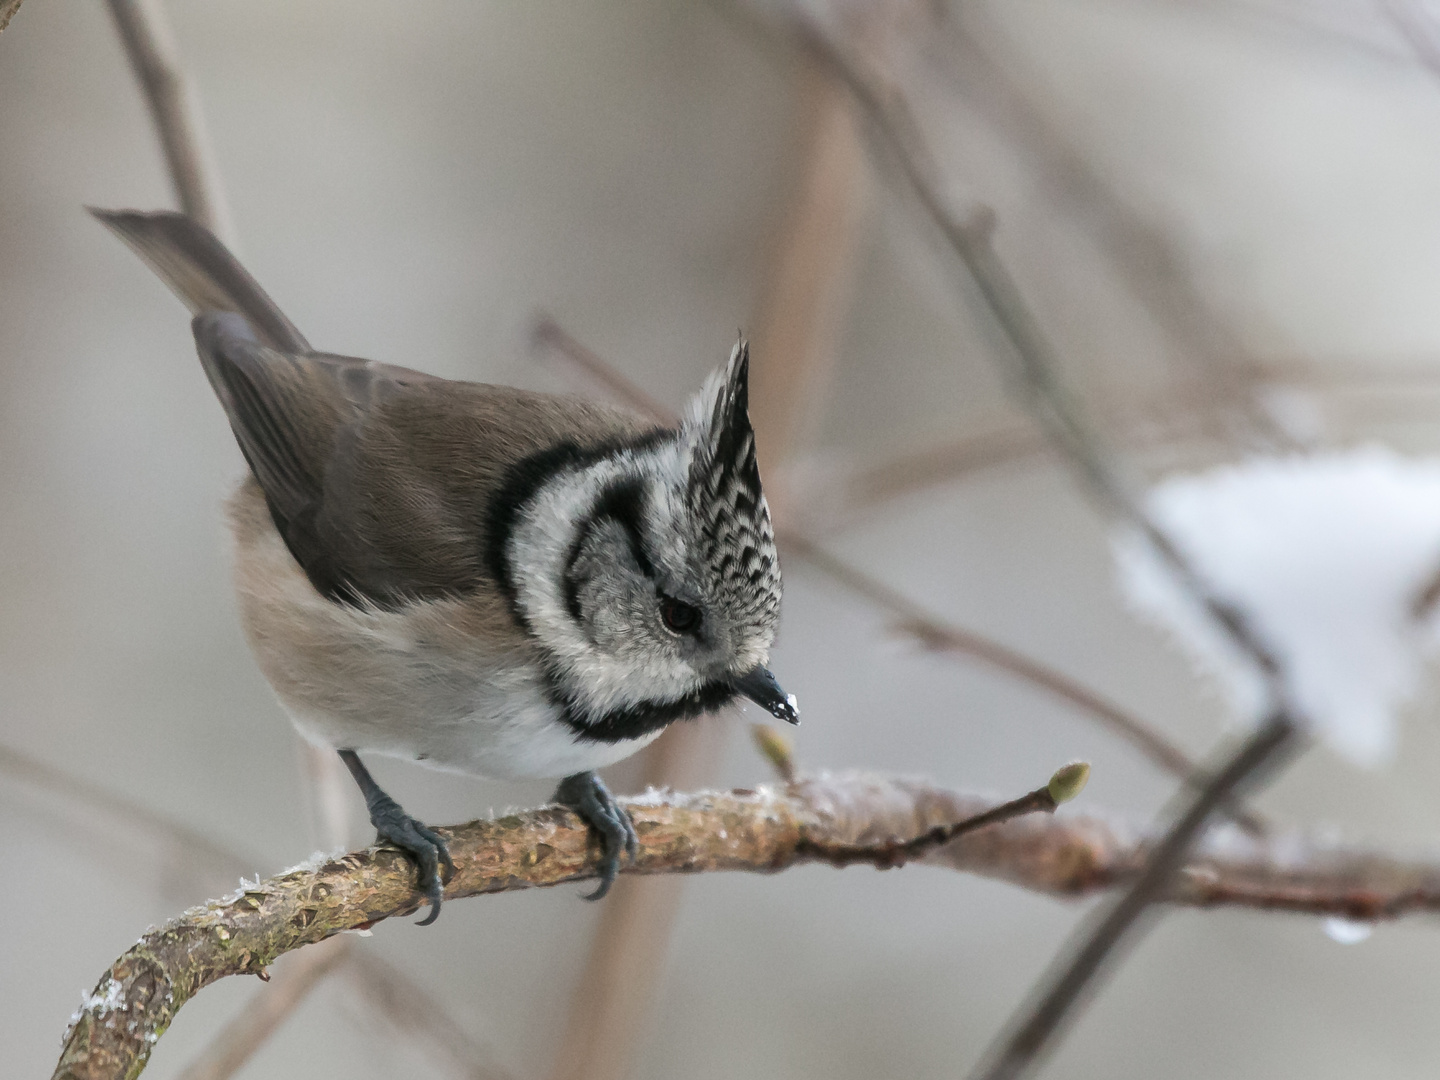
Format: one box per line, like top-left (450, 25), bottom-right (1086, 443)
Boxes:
top-left (660, 596), bottom-right (701, 635)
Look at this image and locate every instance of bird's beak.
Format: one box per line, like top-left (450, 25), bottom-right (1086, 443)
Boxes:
top-left (734, 665), bottom-right (799, 725)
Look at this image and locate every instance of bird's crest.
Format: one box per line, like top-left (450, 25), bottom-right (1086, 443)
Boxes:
top-left (683, 339), bottom-right (781, 631)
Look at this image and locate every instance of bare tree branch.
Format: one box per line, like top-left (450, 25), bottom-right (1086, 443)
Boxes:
top-left (55, 765), bottom-right (1440, 1080)
top-left (0, 0), bottom-right (23, 34)
top-left (52, 770), bottom-right (1066, 1079)
top-left (104, 0), bottom-right (235, 245)
top-left (4, 738), bottom-right (507, 1080)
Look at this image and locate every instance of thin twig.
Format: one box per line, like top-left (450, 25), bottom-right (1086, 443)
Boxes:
top-left (760, 14), bottom-right (1304, 1078)
top-left (969, 715), bottom-right (1294, 1080)
top-left (929, 7), bottom-right (1286, 449)
top-left (0, 0), bottom-right (23, 33)
top-left (1379, 0), bottom-right (1440, 620)
top-left (347, 953), bottom-right (517, 1080)
top-left (0, 741), bottom-right (256, 883)
top-left (104, 0), bottom-right (236, 245)
top-left (101, 4), bottom-right (365, 1072)
top-left (529, 316), bottom-right (1265, 833)
top-left (778, 532), bottom-right (1267, 836)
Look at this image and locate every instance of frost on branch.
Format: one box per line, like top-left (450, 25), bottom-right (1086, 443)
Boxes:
top-left (1114, 447), bottom-right (1440, 766)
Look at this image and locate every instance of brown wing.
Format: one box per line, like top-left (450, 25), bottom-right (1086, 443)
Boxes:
top-left (96, 207), bottom-right (663, 610)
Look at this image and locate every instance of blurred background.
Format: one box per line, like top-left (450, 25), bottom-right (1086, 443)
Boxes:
top-left (9, 1), bottom-right (1440, 1077)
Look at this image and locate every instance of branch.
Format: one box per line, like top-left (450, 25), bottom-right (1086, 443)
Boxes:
top-left (104, 0), bottom-right (235, 245)
top-left (55, 766), bottom-right (1440, 1079)
top-left (347, 953), bottom-right (517, 1080)
top-left (54, 771), bottom-right (1067, 1079)
top-left (0, 0), bottom-right (22, 34)
top-left (930, 8), bottom-right (1286, 449)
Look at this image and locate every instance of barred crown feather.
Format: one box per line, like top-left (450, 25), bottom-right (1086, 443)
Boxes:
top-left (683, 339), bottom-right (782, 637)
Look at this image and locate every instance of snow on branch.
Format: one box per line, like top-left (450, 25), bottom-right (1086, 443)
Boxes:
top-left (1117, 447), bottom-right (1440, 767)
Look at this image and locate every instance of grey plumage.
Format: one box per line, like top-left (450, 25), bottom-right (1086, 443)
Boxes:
top-left (91, 207), bottom-right (796, 916)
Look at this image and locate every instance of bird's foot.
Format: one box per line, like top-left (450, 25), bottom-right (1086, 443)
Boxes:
top-left (554, 771), bottom-right (638, 900)
top-left (368, 792), bottom-right (455, 925)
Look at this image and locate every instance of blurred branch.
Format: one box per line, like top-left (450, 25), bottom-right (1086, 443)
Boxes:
top-left (742, 11), bottom-right (1308, 1078)
top-left (348, 953), bottom-right (517, 1080)
top-left (0, 740), bottom-right (253, 884)
top-left (57, 765), bottom-right (1440, 1080)
top-left (547, 47), bottom-right (869, 1080)
top-left (173, 936), bottom-right (354, 1080)
top-left (529, 316), bottom-right (1265, 833)
top-left (1385, 0), bottom-right (1440, 626)
top-left (105, 0), bottom-right (235, 245)
top-left (101, 4), bottom-right (365, 1072)
top-left (972, 715), bottom-right (1294, 1080)
top-left (1382, 0), bottom-right (1440, 75)
top-left (930, 7), bottom-right (1285, 449)
top-left (0, 0), bottom-right (23, 34)
top-left (778, 533), bottom-right (1268, 837)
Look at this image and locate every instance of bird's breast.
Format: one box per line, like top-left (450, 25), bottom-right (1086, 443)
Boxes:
top-left (227, 478), bottom-right (665, 779)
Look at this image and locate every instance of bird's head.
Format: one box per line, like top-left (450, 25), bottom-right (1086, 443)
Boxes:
top-left (507, 340), bottom-right (795, 740)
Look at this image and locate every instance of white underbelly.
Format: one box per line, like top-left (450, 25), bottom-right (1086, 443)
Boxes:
top-left (286, 673), bottom-right (665, 780)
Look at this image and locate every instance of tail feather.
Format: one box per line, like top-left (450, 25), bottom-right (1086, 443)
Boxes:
top-left (89, 208), bottom-right (310, 354)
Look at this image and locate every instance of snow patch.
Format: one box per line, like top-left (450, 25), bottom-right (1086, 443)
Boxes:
top-left (1324, 917), bottom-right (1374, 944)
top-left (1114, 447), bottom-right (1440, 766)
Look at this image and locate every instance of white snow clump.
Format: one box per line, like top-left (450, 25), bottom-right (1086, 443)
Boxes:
top-left (1113, 446), bottom-right (1440, 767)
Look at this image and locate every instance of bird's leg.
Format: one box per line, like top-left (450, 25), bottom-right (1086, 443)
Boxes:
top-left (338, 749), bottom-right (454, 925)
top-left (554, 770), bottom-right (639, 900)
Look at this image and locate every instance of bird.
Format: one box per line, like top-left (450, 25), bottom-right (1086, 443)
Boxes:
top-left (91, 207), bottom-right (798, 923)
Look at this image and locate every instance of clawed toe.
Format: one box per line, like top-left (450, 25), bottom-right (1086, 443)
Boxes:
top-left (554, 771), bottom-right (638, 901)
top-left (339, 750), bottom-right (453, 925)
top-left (373, 805), bottom-right (453, 925)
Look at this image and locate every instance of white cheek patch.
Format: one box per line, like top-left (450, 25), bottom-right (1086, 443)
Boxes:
top-left (507, 442), bottom-right (704, 720)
